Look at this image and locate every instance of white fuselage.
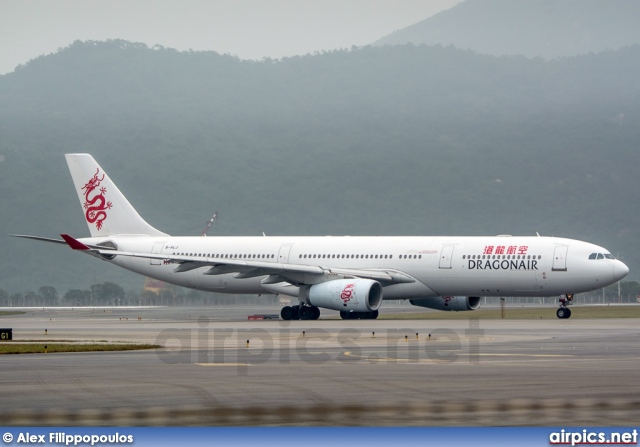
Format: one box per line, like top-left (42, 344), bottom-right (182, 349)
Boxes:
top-left (16, 154), bottom-right (629, 320)
top-left (81, 235), bottom-right (628, 300)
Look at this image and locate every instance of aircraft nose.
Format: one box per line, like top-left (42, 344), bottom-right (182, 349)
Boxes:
top-left (613, 260), bottom-right (629, 281)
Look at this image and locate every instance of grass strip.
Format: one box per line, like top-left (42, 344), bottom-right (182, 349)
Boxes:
top-left (381, 305), bottom-right (640, 320)
top-left (0, 343), bottom-right (160, 354)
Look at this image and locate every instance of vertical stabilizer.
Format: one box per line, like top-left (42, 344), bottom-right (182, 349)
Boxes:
top-left (65, 154), bottom-right (168, 237)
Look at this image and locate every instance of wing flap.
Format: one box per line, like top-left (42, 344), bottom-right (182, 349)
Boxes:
top-left (325, 267), bottom-right (394, 282)
top-left (174, 262), bottom-right (211, 273)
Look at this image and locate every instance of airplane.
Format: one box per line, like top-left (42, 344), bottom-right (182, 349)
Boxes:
top-left (13, 154), bottom-right (629, 320)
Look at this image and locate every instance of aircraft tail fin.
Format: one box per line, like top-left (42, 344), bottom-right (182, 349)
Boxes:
top-left (65, 154), bottom-right (168, 237)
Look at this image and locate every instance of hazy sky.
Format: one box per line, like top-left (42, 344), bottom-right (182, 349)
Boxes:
top-left (0, 0), bottom-right (461, 75)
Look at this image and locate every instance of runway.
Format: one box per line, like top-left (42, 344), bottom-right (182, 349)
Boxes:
top-left (1, 306), bottom-right (640, 425)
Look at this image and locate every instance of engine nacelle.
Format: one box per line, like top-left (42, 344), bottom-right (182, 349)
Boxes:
top-left (300, 279), bottom-right (383, 313)
top-left (410, 296), bottom-right (481, 311)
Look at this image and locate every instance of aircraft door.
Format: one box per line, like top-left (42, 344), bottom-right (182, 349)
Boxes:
top-left (278, 244), bottom-right (292, 264)
top-left (150, 242), bottom-right (165, 265)
top-left (439, 245), bottom-right (455, 269)
top-left (552, 245), bottom-right (568, 271)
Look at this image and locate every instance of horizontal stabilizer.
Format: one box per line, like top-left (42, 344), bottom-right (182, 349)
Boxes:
top-left (11, 234), bottom-right (67, 245)
top-left (60, 234), bottom-right (91, 250)
top-left (11, 234), bottom-right (118, 251)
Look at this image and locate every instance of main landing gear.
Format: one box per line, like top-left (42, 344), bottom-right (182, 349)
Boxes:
top-left (340, 310), bottom-right (379, 320)
top-left (281, 305), bottom-right (320, 321)
top-left (556, 294), bottom-right (574, 319)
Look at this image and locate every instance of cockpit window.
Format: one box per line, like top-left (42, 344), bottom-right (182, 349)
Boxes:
top-left (589, 253), bottom-right (616, 260)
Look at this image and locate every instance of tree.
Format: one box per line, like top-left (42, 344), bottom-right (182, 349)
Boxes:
top-left (63, 289), bottom-right (91, 306)
top-left (140, 290), bottom-right (158, 306)
top-left (91, 282), bottom-right (125, 305)
top-left (0, 288), bottom-right (8, 306)
top-left (603, 280), bottom-right (640, 303)
top-left (10, 293), bottom-right (22, 307)
top-left (24, 291), bottom-right (38, 306)
top-left (38, 286), bottom-right (59, 306)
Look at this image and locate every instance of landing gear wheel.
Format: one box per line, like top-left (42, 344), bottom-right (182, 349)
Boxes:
top-left (556, 307), bottom-right (571, 319)
top-left (340, 310), bottom-right (378, 319)
top-left (299, 306), bottom-right (311, 320)
top-left (281, 306), bottom-right (293, 320)
top-left (281, 305), bottom-right (301, 320)
top-left (299, 306), bottom-right (320, 320)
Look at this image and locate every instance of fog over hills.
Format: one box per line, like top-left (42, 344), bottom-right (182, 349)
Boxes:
top-left (1, 40), bottom-right (639, 296)
top-left (374, 0), bottom-right (640, 59)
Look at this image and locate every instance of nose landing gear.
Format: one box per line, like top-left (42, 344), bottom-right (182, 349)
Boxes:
top-left (556, 294), bottom-right (573, 319)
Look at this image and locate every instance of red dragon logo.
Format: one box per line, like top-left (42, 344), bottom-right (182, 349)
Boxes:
top-left (82, 168), bottom-right (112, 230)
top-left (340, 283), bottom-right (356, 303)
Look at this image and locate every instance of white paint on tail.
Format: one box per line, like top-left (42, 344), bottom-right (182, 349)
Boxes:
top-left (65, 154), bottom-right (168, 237)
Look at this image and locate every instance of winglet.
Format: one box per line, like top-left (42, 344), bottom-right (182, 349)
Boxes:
top-left (60, 234), bottom-right (91, 250)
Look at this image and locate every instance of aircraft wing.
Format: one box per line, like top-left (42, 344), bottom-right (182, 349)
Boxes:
top-left (58, 234), bottom-right (414, 285)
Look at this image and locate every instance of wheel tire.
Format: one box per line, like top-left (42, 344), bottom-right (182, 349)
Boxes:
top-left (556, 308), bottom-right (567, 319)
top-left (291, 306), bottom-right (300, 320)
top-left (340, 311), bottom-right (350, 320)
top-left (299, 306), bottom-right (311, 320)
top-left (281, 306), bottom-right (293, 320)
top-left (565, 308), bottom-right (572, 319)
top-left (311, 307), bottom-right (321, 320)
top-left (370, 310), bottom-right (379, 320)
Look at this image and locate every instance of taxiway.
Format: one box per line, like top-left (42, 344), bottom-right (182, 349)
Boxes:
top-left (1, 306), bottom-right (639, 425)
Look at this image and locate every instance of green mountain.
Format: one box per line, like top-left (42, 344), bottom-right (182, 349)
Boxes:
top-left (374, 0), bottom-right (640, 59)
top-left (1, 40), bottom-right (639, 296)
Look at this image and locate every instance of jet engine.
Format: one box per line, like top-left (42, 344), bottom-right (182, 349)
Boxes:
top-left (300, 279), bottom-right (383, 312)
top-left (410, 296), bottom-right (481, 311)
